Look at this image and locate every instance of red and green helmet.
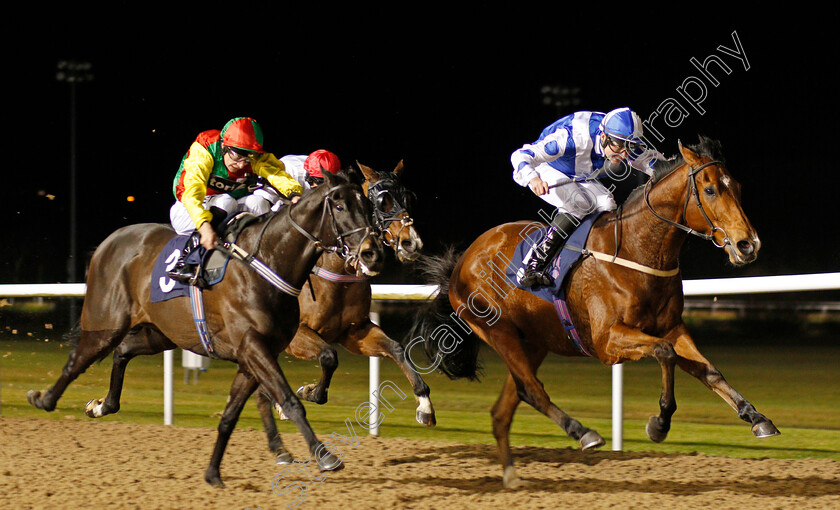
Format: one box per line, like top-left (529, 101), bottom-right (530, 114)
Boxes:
top-left (221, 117), bottom-right (265, 153)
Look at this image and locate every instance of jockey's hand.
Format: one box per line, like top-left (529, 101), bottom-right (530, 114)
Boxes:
top-left (291, 195), bottom-right (301, 204)
top-left (198, 222), bottom-right (218, 250)
top-left (529, 176), bottom-right (549, 196)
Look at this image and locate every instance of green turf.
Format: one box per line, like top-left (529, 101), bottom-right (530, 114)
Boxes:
top-left (1, 335), bottom-right (838, 461)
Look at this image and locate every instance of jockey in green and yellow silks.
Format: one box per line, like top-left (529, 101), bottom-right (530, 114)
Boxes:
top-left (167, 117), bottom-right (302, 285)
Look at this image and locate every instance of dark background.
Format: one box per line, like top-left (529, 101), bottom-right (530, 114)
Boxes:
top-left (4, 16), bottom-right (839, 285)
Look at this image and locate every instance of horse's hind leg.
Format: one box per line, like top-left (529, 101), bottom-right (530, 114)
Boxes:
top-left (255, 390), bottom-right (294, 464)
top-left (491, 374), bottom-right (524, 488)
top-left (27, 328), bottom-right (127, 412)
top-left (341, 320), bottom-right (436, 427)
top-left (286, 325), bottom-right (338, 405)
top-left (483, 326), bottom-right (603, 487)
top-left (85, 327), bottom-right (176, 418)
top-left (672, 327), bottom-right (780, 438)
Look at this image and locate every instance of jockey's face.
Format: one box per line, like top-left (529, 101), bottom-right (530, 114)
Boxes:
top-left (601, 133), bottom-right (628, 163)
top-left (223, 147), bottom-right (255, 172)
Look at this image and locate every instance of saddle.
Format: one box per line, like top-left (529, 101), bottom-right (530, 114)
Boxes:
top-left (151, 212), bottom-right (260, 303)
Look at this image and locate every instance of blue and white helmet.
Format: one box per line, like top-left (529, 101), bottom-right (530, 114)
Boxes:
top-left (600, 107), bottom-right (646, 156)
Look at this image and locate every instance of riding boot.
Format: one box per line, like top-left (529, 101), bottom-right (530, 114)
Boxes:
top-left (166, 230), bottom-right (204, 286)
top-left (517, 213), bottom-right (579, 288)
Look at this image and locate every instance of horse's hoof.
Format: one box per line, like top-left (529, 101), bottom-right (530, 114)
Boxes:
top-left (26, 390), bottom-right (42, 408)
top-left (316, 452), bottom-right (344, 472)
top-left (204, 470), bottom-right (224, 488)
top-left (27, 390), bottom-right (53, 411)
top-left (579, 430), bottom-right (605, 450)
top-left (296, 385), bottom-right (328, 405)
top-left (416, 410), bottom-right (437, 427)
top-left (85, 399), bottom-right (103, 418)
top-left (752, 420), bottom-right (780, 438)
top-left (502, 465), bottom-right (528, 489)
top-left (646, 416), bottom-right (670, 443)
top-left (275, 451), bottom-right (294, 465)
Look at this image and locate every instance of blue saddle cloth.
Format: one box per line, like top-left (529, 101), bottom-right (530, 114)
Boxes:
top-left (150, 236), bottom-right (230, 303)
top-left (505, 212), bottom-right (602, 303)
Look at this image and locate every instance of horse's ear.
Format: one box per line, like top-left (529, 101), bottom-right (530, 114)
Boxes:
top-left (342, 164), bottom-right (364, 186)
top-left (357, 161), bottom-right (379, 183)
top-left (323, 168), bottom-right (339, 187)
top-left (678, 140), bottom-right (702, 166)
top-left (393, 159), bottom-right (405, 176)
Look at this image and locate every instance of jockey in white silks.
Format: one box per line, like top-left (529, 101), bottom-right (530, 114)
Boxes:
top-left (511, 107), bottom-right (661, 288)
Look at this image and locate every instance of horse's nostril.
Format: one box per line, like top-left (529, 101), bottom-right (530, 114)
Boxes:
top-left (401, 239), bottom-right (416, 251)
top-left (737, 240), bottom-right (754, 255)
top-left (361, 249), bottom-right (378, 262)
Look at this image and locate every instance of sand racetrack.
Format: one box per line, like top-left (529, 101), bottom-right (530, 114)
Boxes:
top-left (1, 416), bottom-right (837, 510)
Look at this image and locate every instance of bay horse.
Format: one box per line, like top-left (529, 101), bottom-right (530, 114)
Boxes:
top-left (27, 170), bottom-right (384, 486)
top-left (256, 161), bottom-right (435, 465)
top-left (409, 137), bottom-right (779, 488)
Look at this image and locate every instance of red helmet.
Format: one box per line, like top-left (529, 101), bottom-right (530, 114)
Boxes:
top-left (304, 150), bottom-right (341, 178)
top-left (221, 117), bottom-right (265, 153)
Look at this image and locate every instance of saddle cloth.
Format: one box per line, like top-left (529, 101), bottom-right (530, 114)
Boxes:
top-left (150, 213), bottom-right (258, 303)
top-left (505, 212), bottom-right (602, 302)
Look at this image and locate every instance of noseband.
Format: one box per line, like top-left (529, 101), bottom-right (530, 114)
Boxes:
top-left (644, 160), bottom-right (731, 249)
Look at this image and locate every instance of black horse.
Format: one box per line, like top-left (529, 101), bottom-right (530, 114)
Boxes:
top-left (27, 171), bottom-right (384, 486)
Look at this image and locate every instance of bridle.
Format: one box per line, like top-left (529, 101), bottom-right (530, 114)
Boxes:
top-left (285, 184), bottom-right (378, 266)
top-left (644, 159), bottom-right (731, 249)
top-left (367, 175), bottom-right (417, 251)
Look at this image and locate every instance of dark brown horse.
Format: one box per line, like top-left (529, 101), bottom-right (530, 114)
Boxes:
top-left (27, 171), bottom-right (384, 486)
top-left (409, 138), bottom-right (779, 488)
top-left (256, 161), bottom-right (435, 465)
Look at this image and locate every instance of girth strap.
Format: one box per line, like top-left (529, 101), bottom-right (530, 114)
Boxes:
top-left (564, 246), bottom-right (680, 277)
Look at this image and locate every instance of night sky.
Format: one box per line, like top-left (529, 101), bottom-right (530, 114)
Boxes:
top-left (5, 16), bottom-right (839, 285)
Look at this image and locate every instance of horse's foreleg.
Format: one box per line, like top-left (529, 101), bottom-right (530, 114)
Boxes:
top-left (28, 328), bottom-right (127, 412)
top-left (240, 330), bottom-right (343, 473)
top-left (606, 322), bottom-right (678, 443)
top-left (672, 328), bottom-right (780, 438)
top-left (86, 327), bottom-right (175, 418)
top-left (341, 320), bottom-right (436, 427)
top-left (255, 390), bottom-right (294, 465)
top-left (285, 325), bottom-right (338, 405)
top-left (205, 369), bottom-right (259, 487)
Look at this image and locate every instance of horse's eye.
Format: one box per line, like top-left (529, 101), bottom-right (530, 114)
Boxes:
top-left (704, 186), bottom-right (716, 196)
top-left (335, 204), bottom-right (345, 212)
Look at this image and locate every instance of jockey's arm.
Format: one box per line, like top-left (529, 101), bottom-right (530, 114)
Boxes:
top-left (511, 129), bottom-right (570, 192)
top-left (179, 142), bottom-right (216, 230)
top-left (252, 154), bottom-right (304, 199)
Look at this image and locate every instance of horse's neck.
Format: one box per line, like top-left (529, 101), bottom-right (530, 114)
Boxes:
top-left (614, 167), bottom-right (690, 269)
top-left (254, 209), bottom-right (325, 290)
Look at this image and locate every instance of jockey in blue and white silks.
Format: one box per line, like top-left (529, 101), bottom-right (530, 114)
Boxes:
top-left (511, 107), bottom-right (660, 288)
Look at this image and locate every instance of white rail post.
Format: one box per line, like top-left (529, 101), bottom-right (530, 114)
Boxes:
top-left (369, 306), bottom-right (381, 436)
top-left (163, 350), bottom-right (173, 425)
top-left (612, 363), bottom-right (623, 451)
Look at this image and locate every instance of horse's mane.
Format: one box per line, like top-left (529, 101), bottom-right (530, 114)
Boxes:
top-left (623, 136), bottom-right (726, 209)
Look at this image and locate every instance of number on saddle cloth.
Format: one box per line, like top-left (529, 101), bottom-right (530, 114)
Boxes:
top-left (150, 212), bottom-right (261, 302)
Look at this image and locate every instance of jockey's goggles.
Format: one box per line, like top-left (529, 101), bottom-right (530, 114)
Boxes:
top-left (224, 146), bottom-right (258, 163)
top-left (605, 135), bottom-right (646, 159)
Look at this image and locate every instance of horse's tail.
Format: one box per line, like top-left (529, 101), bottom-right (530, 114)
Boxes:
top-left (62, 320), bottom-right (82, 346)
top-left (406, 247), bottom-right (483, 381)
